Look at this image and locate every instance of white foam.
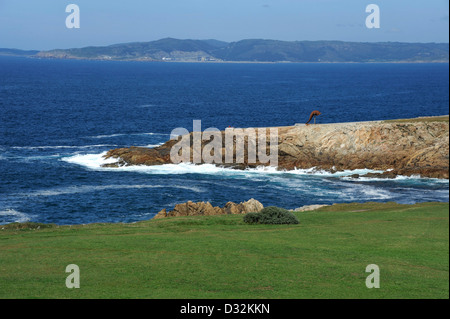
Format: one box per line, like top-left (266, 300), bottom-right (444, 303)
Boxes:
top-left (115, 163), bottom-right (233, 175)
top-left (62, 152), bottom-right (393, 179)
top-left (0, 209), bottom-right (33, 223)
top-left (137, 143), bottom-right (164, 148)
top-left (62, 152), bottom-right (225, 174)
top-left (360, 186), bottom-right (393, 199)
top-left (344, 174), bottom-right (450, 182)
top-left (11, 144), bottom-right (117, 150)
top-left (60, 153), bottom-right (449, 188)
top-left (88, 132), bottom-right (168, 139)
top-left (88, 133), bottom-right (125, 139)
top-left (16, 154), bottom-right (63, 161)
top-left (20, 184), bottom-right (205, 197)
top-left (280, 167), bottom-right (385, 177)
top-left (62, 152), bottom-right (118, 169)
top-left (142, 132), bottom-right (168, 136)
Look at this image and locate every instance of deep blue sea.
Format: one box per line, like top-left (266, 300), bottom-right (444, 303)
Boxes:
top-left (0, 56), bottom-right (448, 225)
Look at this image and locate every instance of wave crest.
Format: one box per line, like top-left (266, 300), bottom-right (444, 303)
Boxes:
top-left (0, 209), bottom-right (33, 223)
top-left (60, 152), bottom-right (424, 180)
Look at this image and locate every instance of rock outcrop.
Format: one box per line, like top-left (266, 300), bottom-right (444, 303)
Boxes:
top-left (103, 116), bottom-right (449, 179)
top-left (153, 198), bottom-right (264, 219)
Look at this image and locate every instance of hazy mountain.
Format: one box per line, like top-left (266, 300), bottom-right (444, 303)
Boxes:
top-left (5, 38), bottom-right (449, 62)
top-left (199, 39), bottom-right (229, 49)
top-left (0, 48), bottom-right (39, 56)
top-left (212, 40), bottom-right (449, 62)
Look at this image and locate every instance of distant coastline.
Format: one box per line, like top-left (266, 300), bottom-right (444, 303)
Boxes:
top-left (2, 38), bottom-right (449, 63)
top-left (21, 56), bottom-right (450, 64)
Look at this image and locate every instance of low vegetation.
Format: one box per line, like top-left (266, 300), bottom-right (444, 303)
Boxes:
top-left (0, 222), bottom-right (56, 230)
top-left (0, 202), bottom-right (448, 299)
top-left (243, 206), bottom-right (299, 225)
top-left (383, 115), bottom-right (449, 124)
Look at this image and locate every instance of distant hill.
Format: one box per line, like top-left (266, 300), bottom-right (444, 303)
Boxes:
top-left (0, 48), bottom-right (39, 57)
top-left (212, 40), bottom-right (449, 63)
top-left (36, 38), bottom-right (223, 62)
top-left (5, 38), bottom-right (450, 62)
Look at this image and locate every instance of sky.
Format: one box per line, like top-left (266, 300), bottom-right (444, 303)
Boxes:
top-left (0, 0), bottom-right (448, 50)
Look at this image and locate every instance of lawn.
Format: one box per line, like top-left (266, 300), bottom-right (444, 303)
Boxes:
top-left (383, 115), bottom-right (449, 123)
top-left (0, 201), bottom-right (448, 299)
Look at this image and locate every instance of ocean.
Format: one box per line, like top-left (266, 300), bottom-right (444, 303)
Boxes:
top-left (0, 56), bottom-right (448, 225)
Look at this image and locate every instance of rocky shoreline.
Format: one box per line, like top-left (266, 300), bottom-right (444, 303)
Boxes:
top-left (153, 198), bottom-right (264, 219)
top-left (152, 198), bottom-right (332, 219)
top-left (103, 116), bottom-right (449, 179)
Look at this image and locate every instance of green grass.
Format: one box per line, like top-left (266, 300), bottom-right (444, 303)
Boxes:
top-left (383, 115), bottom-right (449, 124)
top-left (0, 202), bottom-right (448, 299)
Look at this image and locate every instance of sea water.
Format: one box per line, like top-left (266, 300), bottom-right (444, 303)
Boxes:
top-left (0, 56), bottom-right (448, 224)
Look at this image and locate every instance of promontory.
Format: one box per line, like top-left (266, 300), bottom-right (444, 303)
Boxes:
top-left (103, 116), bottom-right (449, 179)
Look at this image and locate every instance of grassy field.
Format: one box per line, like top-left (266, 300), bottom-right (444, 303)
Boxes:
top-left (383, 115), bottom-right (449, 123)
top-left (0, 202), bottom-right (448, 299)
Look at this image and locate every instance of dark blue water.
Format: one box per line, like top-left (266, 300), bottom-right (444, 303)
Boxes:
top-left (0, 56), bottom-right (448, 225)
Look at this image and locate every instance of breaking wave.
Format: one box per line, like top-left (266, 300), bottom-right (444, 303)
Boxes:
top-left (59, 152), bottom-right (443, 181)
top-left (14, 184), bottom-right (205, 197)
top-left (11, 144), bottom-right (117, 150)
top-left (87, 132), bottom-right (168, 139)
top-left (0, 209), bottom-right (34, 224)
top-left (136, 143), bottom-right (164, 148)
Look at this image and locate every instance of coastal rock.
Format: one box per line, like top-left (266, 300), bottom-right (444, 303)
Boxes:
top-left (103, 116), bottom-right (449, 179)
top-left (241, 198), bottom-right (265, 213)
top-left (154, 208), bottom-right (167, 219)
top-left (153, 198), bottom-right (264, 219)
top-left (292, 204), bottom-right (330, 212)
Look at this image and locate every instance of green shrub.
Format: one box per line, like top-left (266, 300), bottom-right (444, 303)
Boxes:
top-left (243, 206), bottom-right (299, 225)
top-left (243, 212), bottom-right (261, 224)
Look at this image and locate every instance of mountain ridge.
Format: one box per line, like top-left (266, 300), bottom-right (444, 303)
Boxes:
top-left (2, 38), bottom-right (449, 62)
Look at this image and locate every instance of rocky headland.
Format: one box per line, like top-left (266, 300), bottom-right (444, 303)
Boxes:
top-left (103, 116), bottom-right (449, 179)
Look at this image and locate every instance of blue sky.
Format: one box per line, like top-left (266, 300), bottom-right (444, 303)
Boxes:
top-left (0, 0), bottom-right (448, 50)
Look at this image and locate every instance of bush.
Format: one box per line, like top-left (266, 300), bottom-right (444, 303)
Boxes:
top-left (243, 206), bottom-right (299, 225)
top-left (243, 212), bottom-right (261, 224)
